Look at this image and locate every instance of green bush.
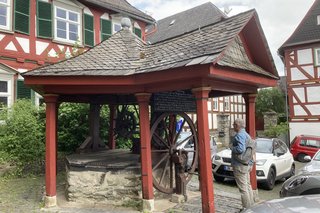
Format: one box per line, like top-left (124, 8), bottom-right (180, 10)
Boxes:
top-left (264, 122), bottom-right (289, 138)
top-left (0, 100), bottom-right (45, 165)
top-left (116, 137), bottom-right (133, 149)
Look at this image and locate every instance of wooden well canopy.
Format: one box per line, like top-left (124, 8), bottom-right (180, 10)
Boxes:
top-left (23, 10), bottom-right (279, 213)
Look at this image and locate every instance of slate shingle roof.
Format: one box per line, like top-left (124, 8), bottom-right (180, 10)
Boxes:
top-left (24, 10), bottom-right (277, 79)
top-left (79, 0), bottom-right (154, 23)
top-left (146, 2), bottom-right (226, 44)
top-left (279, 0), bottom-right (320, 55)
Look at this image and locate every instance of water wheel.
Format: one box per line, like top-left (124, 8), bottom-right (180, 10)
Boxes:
top-left (150, 112), bottom-right (198, 194)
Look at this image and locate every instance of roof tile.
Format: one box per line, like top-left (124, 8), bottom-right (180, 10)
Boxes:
top-left (24, 10), bottom-right (276, 79)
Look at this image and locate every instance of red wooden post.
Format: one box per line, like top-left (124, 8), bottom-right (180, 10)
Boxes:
top-left (244, 94), bottom-right (257, 190)
top-left (44, 94), bottom-right (59, 207)
top-left (135, 93), bottom-right (154, 210)
top-left (192, 87), bottom-right (215, 213)
top-left (108, 104), bottom-right (116, 149)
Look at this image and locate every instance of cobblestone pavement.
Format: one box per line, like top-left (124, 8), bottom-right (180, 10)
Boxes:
top-left (163, 179), bottom-right (242, 213)
top-left (165, 192), bottom-right (241, 213)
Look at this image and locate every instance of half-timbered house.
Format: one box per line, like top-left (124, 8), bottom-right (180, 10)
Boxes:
top-left (279, 0), bottom-right (320, 141)
top-left (0, 0), bottom-right (154, 108)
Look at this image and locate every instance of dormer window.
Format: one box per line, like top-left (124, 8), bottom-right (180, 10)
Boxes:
top-left (317, 15), bottom-right (320, 25)
top-left (113, 22), bottom-right (122, 33)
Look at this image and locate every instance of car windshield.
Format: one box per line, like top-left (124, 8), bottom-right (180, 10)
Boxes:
top-left (314, 152), bottom-right (320, 161)
top-left (256, 139), bottom-right (273, 154)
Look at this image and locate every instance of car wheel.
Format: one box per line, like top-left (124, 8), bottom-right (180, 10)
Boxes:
top-left (264, 167), bottom-right (276, 190)
top-left (288, 164), bottom-right (295, 179)
top-left (297, 153), bottom-right (306, 162)
top-left (214, 175), bottom-right (225, 182)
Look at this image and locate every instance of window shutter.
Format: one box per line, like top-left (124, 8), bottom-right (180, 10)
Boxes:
top-left (134, 27), bottom-right (142, 38)
top-left (84, 14), bottom-right (94, 47)
top-left (37, 0), bottom-right (52, 38)
top-left (100, 18), bottom-right (111, 41)
top-left (17, 80), bottom-right (31, 99)
top-left (14, 0), bottom-right (30, 34)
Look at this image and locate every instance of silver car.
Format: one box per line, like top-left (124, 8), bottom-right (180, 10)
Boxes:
top-left (280, 150), bottom-right (320, 197)
top-left (242, 194), bottom-right (320, 213)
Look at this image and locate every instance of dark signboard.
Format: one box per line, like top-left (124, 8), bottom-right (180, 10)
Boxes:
top-left (152, 91), bottom-right (196, 112)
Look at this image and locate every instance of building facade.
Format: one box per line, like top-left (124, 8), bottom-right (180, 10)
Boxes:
top-left (0, 0), bottom-right (154, 108)
top-left (279, 0), bottom-right (320, 141)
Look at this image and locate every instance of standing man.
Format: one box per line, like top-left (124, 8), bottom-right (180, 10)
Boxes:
top-left (230, 118), bottom-right (254, 209)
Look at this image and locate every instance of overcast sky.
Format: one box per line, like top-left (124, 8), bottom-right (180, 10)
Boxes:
top-left (127, 0), bottom-right (315, 76)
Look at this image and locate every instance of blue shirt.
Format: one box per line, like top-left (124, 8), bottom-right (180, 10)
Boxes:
top-left (231, 128), bottom-right (251, 166)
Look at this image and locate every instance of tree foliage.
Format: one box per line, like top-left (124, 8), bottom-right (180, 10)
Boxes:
top-left (57, 103), bottom-right (110, 152)
top-left (255, 88), bottom-right (286, 118)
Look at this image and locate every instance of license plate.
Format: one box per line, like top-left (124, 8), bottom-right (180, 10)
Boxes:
top-left (224, 165), bottom-right (233, 171)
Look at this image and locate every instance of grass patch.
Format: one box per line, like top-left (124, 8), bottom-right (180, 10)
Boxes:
top-left (0, 175), bottom-right (45, 212)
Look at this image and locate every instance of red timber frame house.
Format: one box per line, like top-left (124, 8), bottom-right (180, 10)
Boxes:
top-left (279, 0), bottom-right (320, 141)
top-left (0, 0), bottom-right (153, 108)
top-left (23, 9), bottom-right (278, 213)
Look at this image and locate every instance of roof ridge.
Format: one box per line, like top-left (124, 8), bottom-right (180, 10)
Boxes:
top-left (150, 9), bottom-right (255, 45)
top-left (156, 2), bottom-right (219, 22)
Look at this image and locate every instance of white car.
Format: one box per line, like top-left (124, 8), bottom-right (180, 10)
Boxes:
top-left (212, 138), bottom-right (295, 190)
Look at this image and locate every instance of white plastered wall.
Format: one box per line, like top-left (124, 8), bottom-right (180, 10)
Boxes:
top-left (289, 122), bottom-right (320, 142)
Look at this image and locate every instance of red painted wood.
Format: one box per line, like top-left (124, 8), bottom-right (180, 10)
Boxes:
top-left (192, 87), bottom-right (215, 213)
top-left (210, 66), bottom-right (277, 87)
top-left (44, 94), bottom-right (59, 197)
top-left (241, 17), bottom-right (277, 76)
top-left (135, 93), bottom-right (154, 200)
top-left (93, 10), bottom-right (104, 44)
top-left (244, 94), bottom-right (257, 190)
top-left (108, 104), bottom-right (116, 149)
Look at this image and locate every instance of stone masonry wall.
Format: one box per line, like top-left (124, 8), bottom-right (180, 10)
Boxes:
top-left (66, 165), bottom-right (142, 206)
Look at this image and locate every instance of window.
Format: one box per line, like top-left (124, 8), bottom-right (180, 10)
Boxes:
top-left (274, 140), bottom-right (288, 155)
top-left (213, 98), bottom-right (218, 111)
top-left (317, 15), bottom-right (320, 25)
top-left (0, 0), bottom-right (11, 31)
top-left (54, 6), bottom-right (80, 43)
top-left (0, 79), bottom-right (11, 110)
top-left (302, 139), bottom-right (320, 148)
top-left (224, 97), bottom-right (230, 111)
top-left (314, 48), bottom-right (320, 66)
top-left (134, 27), bottom-right (141, 38)
top-left (113, 22), bottom-right (121, 33)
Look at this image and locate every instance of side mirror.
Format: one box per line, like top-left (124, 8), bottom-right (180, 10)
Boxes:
top-left (304, 155), bottom-right (312, 162)
top-left (275, 152), bottom-right (284, 157)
